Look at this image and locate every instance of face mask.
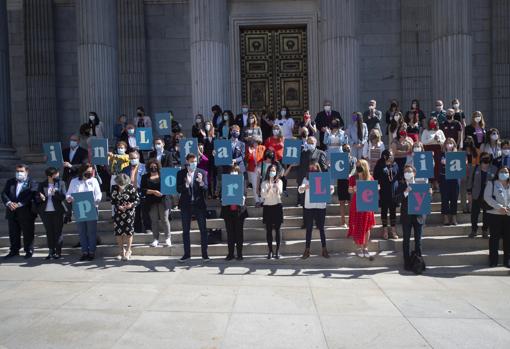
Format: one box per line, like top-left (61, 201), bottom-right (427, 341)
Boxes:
top-left (249, 118), bottom-right (255, 124)
top-left (499, 173), bottom-right (510, 181)
top-left (281, 110), bottom-right (287, 117)
top-left (413, 147), bottom-right (422, 152)
top-left (242, 108), bottom-right (249, 114)
top-left (223, 115), bottom-right (229, 121)
top-left (474, 117), bottom-right (482, 123)
top-left (117, 148), bottom-right (126, 155)
top-left (269, 171), bottom-right (276, 178)
top-left (356, 166), bottom-right (364, 173)
top-left (453, 103), bottom-right (460, 109)
top-left (272, 130), bottom-right (279, 136)
top-left (130, 159), bottom-right (139, 166)
top-left (393, 114), bottom-right (400, 121)
top-left (127, 129), bottom-right (135, 135)
top-left (404, 172), bottom-right (414, 181)
top-left (232, 131), bottom-right (239, 138)
top-left (155, 144), bottom-right (163, 151)
top-left (89, 115), bottom-right (95, 121)
top-left (343, 148), bottom-right (350, 154)
top-left (188, 162), bottom-right (197, 171)
top-left (411, 103), bottom-right (417, 109)
top-left (15, 171), bottom-right (26, 182)
top-left (231, 172), bottom-right (239, 175)
top-left (503, 149), bottom-right (510, 156)
top-left (491, 134), bottom-right (499, 141)
top-left (429, 122), bottom-right (437, 129)
top-left (352, 115), bottom-right (358, 122)
top-left (307, 144), bottom-right (316, 151)
top-left (324, 106), bottom-right (331, 112)
top-left (83, 172), bottom-right (93, 179)
top-left (150, 167), bottom-right (158, 173)
top-left (70, 140), bottom-right (78, 148)
top-left (369, 105), bottom-right (375, 110)
top-left (447, 114), bottom-right (453, 120)
top-left (137, 112), bottom-right (143, 116)
top-left (435, 106), bottom-right (443, 112)
top-left (196, 119), bottom-right (202, 124)
top-left (446, 144), bottom-right (454, 150)
top-left (205, 124), bottom-right (211, 131)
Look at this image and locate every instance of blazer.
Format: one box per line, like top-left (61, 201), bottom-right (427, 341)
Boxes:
top-left (148, 150), bottom-right (173, 168)
top-left (315, 110), bottom-right (344, 145)
top-left (62, 146), bottom-right (88, 184)
top-left (1, 177), bottom-right (38, 219)
top-left (176, 167), bottom-right (208, 210)
top-left (297, 148), bottom-right (328, 185)
top-left (35, 179), bottom-right (67, 215)
top-left (234, 113), bottom-right (249, 129)
top-left (467, 164), bottom-right (497, 200)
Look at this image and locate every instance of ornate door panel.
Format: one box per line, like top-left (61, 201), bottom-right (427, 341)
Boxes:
top-left (240, 27), bottom-right (308, 119)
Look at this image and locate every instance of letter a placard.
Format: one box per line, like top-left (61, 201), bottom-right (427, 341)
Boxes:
top-left (309, 172), bottom-right (331, 203)
top-left (71, 192), bottom-right (98, 222)
top-left (214, 139), bottom-right (232, 166)
top-left (221, 174), bottom-right (244, 205)
top-left (445, 151), bottom-right (467, 180)
top-left (356, 180), bottom-right (379, 212)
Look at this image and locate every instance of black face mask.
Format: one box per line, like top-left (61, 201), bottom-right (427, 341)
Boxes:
top-left (150, 167), bottom-right (158, 173)
top-left (83, 172), bottom-right (93, 179)
top-left (356, 166), bottom-right (363, 173)
top-left (481, 158), bottom-right (490, 164)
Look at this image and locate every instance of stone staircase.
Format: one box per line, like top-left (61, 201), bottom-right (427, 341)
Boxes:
top-left (0, 167), bottom-right (502, 268)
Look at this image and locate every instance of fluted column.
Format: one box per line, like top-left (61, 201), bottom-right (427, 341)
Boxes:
top-left (118, 0), bottom-right (147, 116)
top-left (0, 0), bottom-right (12, 151)
top-left (492, 0), bottom-right (510, 133)
top-left (319, 0), bottom-right (359, 123)
top-left (24, 0), bottom-right (58, 150)
top-left (77, 0), bottom-right (119, 139)
top-left (190, 0), bottom-right (229, 117)
top-left (431, 0), bottom-right (472, 117)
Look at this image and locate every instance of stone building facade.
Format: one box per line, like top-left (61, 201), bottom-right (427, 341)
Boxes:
top-left (0, 0), bottom-right (509, 160)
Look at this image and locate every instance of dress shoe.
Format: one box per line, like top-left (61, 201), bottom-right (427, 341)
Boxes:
top-left (79, 253), bottom-right (89, 261)
top-left (178, 255), bottom-right (190, 263)
top-left (45, 254), bottom-right (52, 260)
top-left (24, 252), bottom-right (33, 259)
top-left (225, 255), bottom-right (234, 261)
top-left (236, 255), bottom-right (243, 261)
top-left (321, 247), bottom-right (330, 258)
top-left (4, 251), bottom-right (19, 259)
top-left (87, 253), bottom-right (95, 261)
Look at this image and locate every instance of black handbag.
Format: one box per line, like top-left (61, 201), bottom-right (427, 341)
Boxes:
top-left (207, 228), bottom-right (222, 245)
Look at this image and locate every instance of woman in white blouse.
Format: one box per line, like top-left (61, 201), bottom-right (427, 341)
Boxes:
top-left (66, 163), bottom-right (103, 261)
top-left (260, 164), bottom-right (283, 259)
top-left (484, 166), bottom-right (510, 268)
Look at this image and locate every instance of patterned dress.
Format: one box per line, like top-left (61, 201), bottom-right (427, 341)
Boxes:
top-left (111, 184), bottom-right (140, 236)
top-left (347, 175), bottom-right (376, 245)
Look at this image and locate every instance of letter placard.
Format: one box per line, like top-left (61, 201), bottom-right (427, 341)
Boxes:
top-left (160, 167), bottom-right (179, 195)
top-left (71, 191), bottom-right (98, 222)
top-left (445, 151), bottom-right (466, 180)
top-left (356, 180), bottom-right (379, 212)
top-left (413, 151), bottom-right (434, 179)
top-left (221, 174), bottom-right (244, 205)
top-left (282, 139), bottom-right (302, 165)
top-left (330, 152), bottom-right (350, 180)
top-left (214, 139), bottom-right (232, 166)
top-left (408, 183), bottom-right (431, 215)
top-left (179, 138), bottom-right (198, 165)
top-left (155, 112), bottom-right (171, 136)
top-left (309, 172), bottom-right (331, 203)
top-left (43, 142), bottom-right (64, 168)
top-left (136, 127), bottom-right (153, 150)
top-left (90, 138), bottom-right (109, 165)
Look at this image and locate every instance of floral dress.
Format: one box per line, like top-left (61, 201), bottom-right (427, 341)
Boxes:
top-left (111, 184), bottom-right (140, 236)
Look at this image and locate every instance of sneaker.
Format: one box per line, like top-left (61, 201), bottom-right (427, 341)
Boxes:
top-left (150, 240), bottom-right (159, 247)
top-left (355, 248), bottom-right (364, 258)
top-left (165, 238), bottom-right (172, 247)
top-left (125, 250), bottom-right (132, 261)
top-left (116, 254), bottom-right (123, 261)
top-left (468, 229), bottom-right (477, 238)
top-left (340, 223), bottom-right (348, 229)
top-left (363, 248), bottom-right (371, 258)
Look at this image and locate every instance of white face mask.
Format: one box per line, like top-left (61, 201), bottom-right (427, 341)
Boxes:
top-left (231, 172), bottom-right (239, 175)
top-left (272, 129), bottom-right (279, 136)
top-left (446, 144), bottom-right (454, 150)
top-left (269, 171), bottom-right (277, 178)
top-left (196, 119), bottom-right (202, 124)
top-left (413, 147), bottom-right (422, 152)
top-left (155, 144), bottom-right (163, 151)
top-left (249, 118), bottom-right (255, 124)
top-left (223, 114), bottom-right (229, 121)
top-left (324, 106), bottom-right (331, 112)
top-left (307, 143), bottom-right (316, 151)
top-left (15, 171), bottom-right (26, 182)
top-left (435, 105), bottom-right (443, 112)
top-left (453, 103), bottom-right (460, 109)
top-left (117, 148), bottom-right (126, 155)
top-left (89, 115), bottom-right (95, 121)
top-left (499, 173), bottom-right (509, 181)
top-left (205, 124), bottom-right (211, 131)
top-left (130, 159), bottom-right (139, 166)
top-left (474, 116), bottom-right (482, 123)
top-left (393, 114), bottom-right (400, 121)
top-left (70, 140), bottom-right (78, 148)
top-left (491, 134), bottom-right (499, 141)
top-left (404, 172), bottom-right (414, 181)
top-left (281, 110), bottom-right (287, 117)
top-left (242, 108), bottom-right (249, 114)
top-left (503, 149), bottom-right (510, 156)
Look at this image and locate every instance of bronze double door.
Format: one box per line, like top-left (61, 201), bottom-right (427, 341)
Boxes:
top-left (240, 26), bottom-right (309, 118)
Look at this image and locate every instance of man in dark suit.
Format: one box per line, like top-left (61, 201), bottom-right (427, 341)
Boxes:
top-left (176, 153), bottom-right (209, 262)
top-left (62, 134), bottom-right (88, 186)
top-left (234, 103), bottom-right (250, 129)
top-left (315, 100), bottom-right (344, 150)
top-left (148, 137), bottom-right (173, 167)
top-left (2, 164), bottom-right (38, 259)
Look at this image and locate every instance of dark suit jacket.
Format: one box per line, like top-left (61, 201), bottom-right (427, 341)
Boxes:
top-left (297, 148), bottom-right (328, 185)
top-left (35, 179), bottom-right (68, 215)
top-left (176, 168), bottom-right (208, 210)
top-left (62, 146), bottom-right (88, 185)
top-left (148, 150), bottom-right (173, 168)
top-left (1, 177), bottom-right (38, 220)
top-left (315, 110), bottom-right (344, 146)
top-left (234, 113), bottom-right (249, 129)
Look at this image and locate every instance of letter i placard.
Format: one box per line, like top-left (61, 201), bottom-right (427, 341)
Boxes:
top-left (221, 174), bottom-right (244, 205)
top-left (43, 142), bottom-right (64, 168)
top-left (71, 192), bottom-right (98, 222)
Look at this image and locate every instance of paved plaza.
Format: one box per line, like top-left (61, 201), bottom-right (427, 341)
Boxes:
top-left (0, 255), bottom-right (509, 349)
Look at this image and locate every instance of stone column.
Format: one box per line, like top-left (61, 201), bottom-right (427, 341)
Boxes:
top-left (118, 0), bottom-right (147, 116)
top-left (76, 0), bottom-right (119, 139)
top-left (431, 0), bottom-right (472, 118)
top-left (24, 0), bottom-right (58, 151)
top-left (0, 0), bottom-right (13, 156)
top-left (319, 0), bottom-right (359, 123)
top-left (492, 0), bottom-right (510, 133)
top-left (190, 0), bottom-right (229, 117)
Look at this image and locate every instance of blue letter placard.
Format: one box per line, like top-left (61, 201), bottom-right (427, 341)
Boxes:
top-left (408, 183), bottom-right (431, 215)
top-left (282, 139), bottom-right (302, 165)
top-left (71, 191), bottom-right (98, 222)
top-left (160, 167), bottom-right (179, 195)
top-left (155, 112), bottom-right (171, 136)
top-left (43, 142), bottom-right (64, 168)
top-left (179, 138), bottom-right (199, 165)
top-left (445, 151), bottom-right (466, 180)
top-left (309, 172), bottom-right (331, 203)
top-left (221, 174), bottom-right (244, 205)
top-left (413, 151), bottom-right (434, 179)
top-left (330, 152), bottom-right (350, 180)
top-left (214, 139), bottom-right (232, 166)
top-left (136, 127), bottom-right (153, 150)
top-left (356, 180), bottom-right (379, 212)
top-left (90, 138), bottom-right (108, 165)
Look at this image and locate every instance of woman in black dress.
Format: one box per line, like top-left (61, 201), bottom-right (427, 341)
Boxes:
top-left (111, 173), bottom-right (140, 261)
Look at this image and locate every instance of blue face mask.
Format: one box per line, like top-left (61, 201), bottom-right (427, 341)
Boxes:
top-left (70, 140), bottom-right (78, 148)
top-left (188, 162), bottom-right (197, 171)
top-left (499, 173), bottom-right (509, 181)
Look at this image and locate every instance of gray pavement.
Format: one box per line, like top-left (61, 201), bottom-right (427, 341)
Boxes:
top-left (0, 255), bottom-right (509, 349)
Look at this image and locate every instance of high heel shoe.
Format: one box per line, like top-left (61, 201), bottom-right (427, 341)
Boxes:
top-left (321, 247), bottom-right (330, 258)
top-left (301, 248), bottom-right (310, 259)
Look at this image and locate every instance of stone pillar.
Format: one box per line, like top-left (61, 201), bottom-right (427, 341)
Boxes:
top-left (319, 0), bottom-right (359, 123)
top-left (190, 0), bottom-right (229, 116)
top-left (0, 0), bottom-right (13, 155)
top-left (492, 0), bottom-right (510, 134)
top-left (431, 0), bottom-right (472, 118)
top-left (118, 0), bottom-right (147, 117)
top-left (76, 0), bottom-right (119, 139)
top-left (24, 0), bottom-right (58, 151)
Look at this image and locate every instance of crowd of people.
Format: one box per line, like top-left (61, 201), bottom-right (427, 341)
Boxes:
top-left (2, 99), bottom-right (510, 270)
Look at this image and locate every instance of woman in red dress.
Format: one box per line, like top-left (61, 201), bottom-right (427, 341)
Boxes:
top-left (348, 159), bottom-right (376, 258)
